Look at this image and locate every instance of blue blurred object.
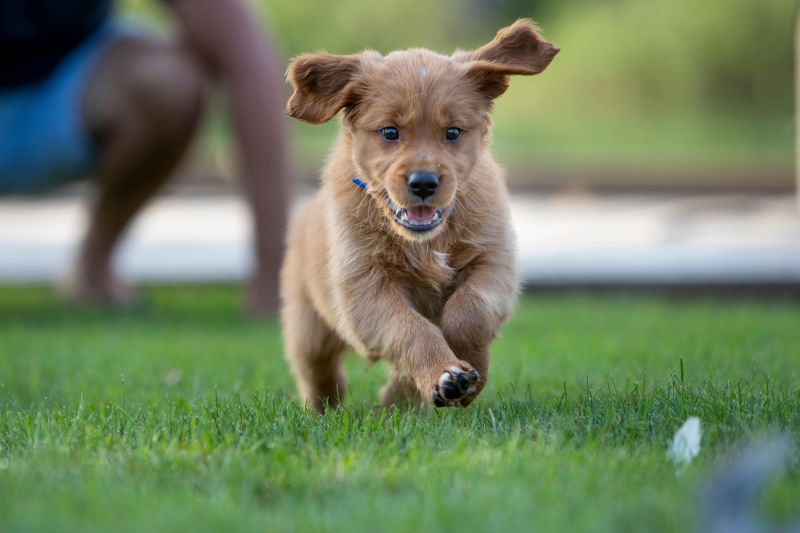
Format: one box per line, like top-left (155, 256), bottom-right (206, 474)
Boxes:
top-left (704, 436), bottom-right (799, 533)
top-left (0, 23), bottom-right (128, 194)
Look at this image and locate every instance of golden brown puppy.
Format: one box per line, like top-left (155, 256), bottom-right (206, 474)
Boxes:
top-left (281, 20), bottom-right (558, 412)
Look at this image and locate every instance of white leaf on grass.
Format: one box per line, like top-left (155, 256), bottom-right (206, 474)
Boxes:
top-left (668, 417), bottom-right (702, 467)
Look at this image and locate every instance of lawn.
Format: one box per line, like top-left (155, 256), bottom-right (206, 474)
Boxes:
top-left (1, 286), bottom-right (798, 532)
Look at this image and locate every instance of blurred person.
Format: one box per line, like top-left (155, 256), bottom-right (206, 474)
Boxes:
top-left (0, 0), bottom-right (288, 315)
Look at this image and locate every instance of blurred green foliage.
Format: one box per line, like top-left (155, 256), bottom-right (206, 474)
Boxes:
top-left (120, 0), bottom-right (798, 183)
top-left (538, 0), bottom-right (795, 116)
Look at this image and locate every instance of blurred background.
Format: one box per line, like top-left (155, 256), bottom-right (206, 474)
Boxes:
top-left (126, 0), bottom-right (796, 191)
top-left (1, 3), bottom-right (799, 529)
top-left (2, 0), bottom-right (799, 288)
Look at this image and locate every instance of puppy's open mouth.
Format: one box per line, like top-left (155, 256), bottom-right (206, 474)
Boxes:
top-left (386, 196), bottom-right (448, 233)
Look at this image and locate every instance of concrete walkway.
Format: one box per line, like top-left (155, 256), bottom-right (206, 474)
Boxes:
top-left (1, 193), bottom-right (799, 284)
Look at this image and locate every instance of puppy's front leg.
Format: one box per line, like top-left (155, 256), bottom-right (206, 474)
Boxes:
top-left (441, 255), bottom-right (518, 406)
top-left (341, 279), bottom-right (480, 407)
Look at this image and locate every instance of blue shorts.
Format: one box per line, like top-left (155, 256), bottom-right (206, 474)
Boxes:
top-left (0, 24), bottom-right (130, 195)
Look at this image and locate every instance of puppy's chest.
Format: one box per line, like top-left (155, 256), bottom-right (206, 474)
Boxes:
top-left (400, 248), bottom-right (474, 320)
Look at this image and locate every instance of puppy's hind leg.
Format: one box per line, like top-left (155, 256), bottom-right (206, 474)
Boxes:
top-left (282, 291), bottom-right (347, 413)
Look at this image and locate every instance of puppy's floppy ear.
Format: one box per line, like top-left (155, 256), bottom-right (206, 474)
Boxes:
top-left (462, 19), bottom-right (559, 100)
top-left (286, 53), bottom-right (362, 124)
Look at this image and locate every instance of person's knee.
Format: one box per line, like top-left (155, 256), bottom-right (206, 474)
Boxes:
top-left (85, 37), bottom-right (208, 150)
top-left (125, 42), bottom-right (207, 146)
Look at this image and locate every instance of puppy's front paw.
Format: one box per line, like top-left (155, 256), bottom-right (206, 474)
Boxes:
top-left (432, 364), bottom-right (480, 407)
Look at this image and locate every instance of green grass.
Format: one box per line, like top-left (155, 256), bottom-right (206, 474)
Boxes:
top-left (1, 286), bottom-right (798, 532)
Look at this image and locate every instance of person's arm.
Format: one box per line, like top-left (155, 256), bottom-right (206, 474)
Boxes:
top-left (170, 0), bottom-right (288, 316)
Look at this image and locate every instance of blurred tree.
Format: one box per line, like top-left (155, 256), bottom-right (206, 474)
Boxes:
top-left (536, 0), bottom-right (796, 116)
top-left (121, 0), bottom-right (796, 182)
top-left (123, 0), bottom-right (797, 116)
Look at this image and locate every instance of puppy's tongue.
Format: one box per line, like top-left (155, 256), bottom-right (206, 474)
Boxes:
top-left (406, 206), bottom-right (436, 224)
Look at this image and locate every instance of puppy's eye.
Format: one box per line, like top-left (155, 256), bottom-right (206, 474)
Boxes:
top-left (379, 126), bottom-right (400, 142)
top-left (445, 127), bottom-right (463, 142)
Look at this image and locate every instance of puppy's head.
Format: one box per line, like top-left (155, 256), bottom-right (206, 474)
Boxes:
top-left (286, 19), bottom-right (558, 242)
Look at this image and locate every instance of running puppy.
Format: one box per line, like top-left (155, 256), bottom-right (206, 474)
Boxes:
top-left (281, 20), bottom-right (558, 411)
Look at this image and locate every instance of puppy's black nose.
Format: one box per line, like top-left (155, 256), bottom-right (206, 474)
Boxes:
top-left (407, 171), bottom-right (439, 200)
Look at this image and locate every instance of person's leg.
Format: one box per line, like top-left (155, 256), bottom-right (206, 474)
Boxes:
top-left (67, 37), bottom-right (205, 304)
